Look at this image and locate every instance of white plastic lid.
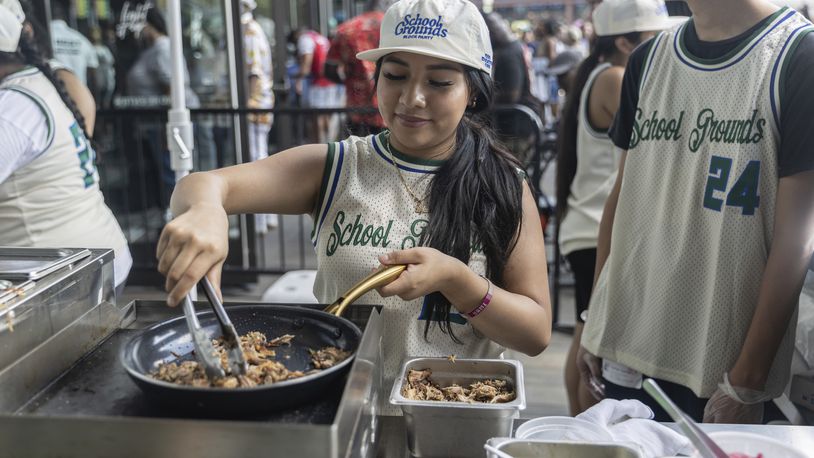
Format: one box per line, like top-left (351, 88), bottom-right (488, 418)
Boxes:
top-left (514, 416), bottom-right (613, 442)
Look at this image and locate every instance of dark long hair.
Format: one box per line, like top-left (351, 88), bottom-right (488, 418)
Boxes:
top-left (375, 60), bottom-right (525, 342)
top-left (555, 32), bottom-right (641, 223)
top-left (0, 28), bottom-right (90, 139)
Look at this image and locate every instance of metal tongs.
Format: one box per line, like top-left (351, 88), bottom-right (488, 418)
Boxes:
top-left (181, 277), bottom-right (248, 379)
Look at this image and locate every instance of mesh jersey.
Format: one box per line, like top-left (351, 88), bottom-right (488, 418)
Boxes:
top-left (559, 63), bottom-right (619, 256)
top-left (582, 8), bottom-right (814, 398)
top-left (0, 68), bottom-right (131, 286)
top-left (312, 133), bottom-right (503, 414)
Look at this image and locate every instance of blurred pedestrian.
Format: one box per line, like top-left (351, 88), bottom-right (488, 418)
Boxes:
top-left (289, 27), bottom-right (343, 143)
top-left (240, 0), bottom-right (278, 232)
top-left (542, 49), bottom-right (582, 116)
top-left (484, 11), bottom-right (542, 163)
top-left (90, 26), bottom-right (115, 109)
top-left (49, 0), bottom-right (97, 87)
top-left (325, 0), bottom-right (394, 136)
top-left (126, 6), bottom-right (200, 214)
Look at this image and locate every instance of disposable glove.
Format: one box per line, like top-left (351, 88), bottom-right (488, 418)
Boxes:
top-left (702, 373), bottom-right (769, 424)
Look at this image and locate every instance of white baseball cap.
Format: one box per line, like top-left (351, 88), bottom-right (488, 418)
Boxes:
top-left (0, 0), bottom-right (23, 53)
top-left (357, 0), bottom-right (493, 73)
top-left (592, 0), bottom-right (687, 37)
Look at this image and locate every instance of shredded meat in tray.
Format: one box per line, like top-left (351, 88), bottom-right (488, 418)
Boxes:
top-left (401, 369), bottom-right (516, 403)
top-left (150, 332), bottom-right (351, 388)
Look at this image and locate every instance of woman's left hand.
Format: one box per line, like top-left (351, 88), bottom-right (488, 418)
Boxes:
top-left (376, 248), bottom-right (463, 301)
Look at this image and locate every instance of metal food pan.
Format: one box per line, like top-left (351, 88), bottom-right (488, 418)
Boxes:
top-left (390, 357), bottom-right (525, 458)
top-left (0, 247), bottom-right (91, 280)
top-left (486, 438), bottom-right (643, 458)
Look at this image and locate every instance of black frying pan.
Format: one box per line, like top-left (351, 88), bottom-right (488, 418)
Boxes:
top-left (120, 304), bottom-right (361, 415)
top-left (120, 265), bottom-right (405, 416)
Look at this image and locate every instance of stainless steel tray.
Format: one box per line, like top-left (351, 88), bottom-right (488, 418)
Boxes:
top-left (0, 247), bottom-right (91, 280)
top-left (390, 357), bottom-right (526, 411)
top-left (486, 438), bottom-right (643, 458)
top-left (390, 358), bottom-right (526, 458)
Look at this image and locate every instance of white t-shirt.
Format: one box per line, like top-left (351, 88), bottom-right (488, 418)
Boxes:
top-left (297, 33), bottom-right (316, 56)
top-left (50, 20), bottom-right (98, 85)
top-left (0, 91), bottom-right (50, 182)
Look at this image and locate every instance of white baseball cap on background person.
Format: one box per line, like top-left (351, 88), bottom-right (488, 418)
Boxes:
top-left (0, 2), bottom-right (23, 53)
top-left (593, 0), bottom-right (687, 37)
top-left (356, 0), bottom-right (493, 74)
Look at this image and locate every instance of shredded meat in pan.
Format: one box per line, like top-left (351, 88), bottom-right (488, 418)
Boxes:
top-left (401, 369), bottom-right (516, 403)
top-left (150, 332), bottom-right (350, 388)
top-left (309, 346), bottom-right (351, 369)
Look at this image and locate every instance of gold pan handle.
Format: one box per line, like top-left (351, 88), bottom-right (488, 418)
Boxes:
top-left (324, 265), bottom-right (407, 317)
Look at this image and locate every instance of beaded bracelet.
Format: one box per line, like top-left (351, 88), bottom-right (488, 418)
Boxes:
top-left (466, 275), bottom-right (493, 318)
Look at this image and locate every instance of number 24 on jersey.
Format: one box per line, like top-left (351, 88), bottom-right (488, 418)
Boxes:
top-left (702, 156), bottom-right (760, 216)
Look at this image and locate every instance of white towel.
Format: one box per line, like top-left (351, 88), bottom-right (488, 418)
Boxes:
top-left (576, 399), bottom-right (695, 457)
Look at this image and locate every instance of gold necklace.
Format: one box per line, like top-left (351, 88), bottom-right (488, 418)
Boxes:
top-left (384, 134), bottom-right (437, 214)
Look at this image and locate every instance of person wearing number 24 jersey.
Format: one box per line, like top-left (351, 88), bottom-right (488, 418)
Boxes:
top-left (577, 0), bottom-right (814, 424)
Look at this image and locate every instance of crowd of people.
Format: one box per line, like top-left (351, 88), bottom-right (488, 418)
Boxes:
top-left (1, 0), bottom-right (813, 431)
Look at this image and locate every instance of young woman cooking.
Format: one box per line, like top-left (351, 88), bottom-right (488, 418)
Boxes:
top-left (156, 0), bottom-right (552, 412)
top-left (578, 0), bottom-right (814, 423)
top-left (556, 0), bottom-right (684, 416)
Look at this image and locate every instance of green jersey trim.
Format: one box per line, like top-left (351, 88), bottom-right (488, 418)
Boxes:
top-left (3, 85), bottom-right (55, 154)
top-left (311, 141), bottom-right (343, 246)
top-left (639, 32), bottom-right (666, 96)
top-left (675, 7), bottom-right (791, 70)
top-left (373, 131), bottom-right (444, 173)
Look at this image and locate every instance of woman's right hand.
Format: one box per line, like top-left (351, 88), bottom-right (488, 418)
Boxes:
top-left (156, 202), bottom-right (229, 306)
top-left (577, 345), bottom-right (605, 400)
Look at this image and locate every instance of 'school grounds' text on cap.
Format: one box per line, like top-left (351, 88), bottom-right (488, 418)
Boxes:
top-left (357, 0), bottom-right (493, 74)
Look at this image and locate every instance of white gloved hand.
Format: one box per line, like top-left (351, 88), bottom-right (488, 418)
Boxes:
top-left (702, 372), bottom-right (768, 424)
top-left (577, 399), bottom-right (693, 458)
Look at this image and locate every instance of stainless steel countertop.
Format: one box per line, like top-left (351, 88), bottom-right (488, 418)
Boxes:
top-left (0, 300), bottom-right (384, 458)
top-left (374, 415), bottom-right (814, 457)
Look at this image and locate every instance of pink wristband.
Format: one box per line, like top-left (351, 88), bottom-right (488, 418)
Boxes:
top-left (466, 276), bottom-right (493, 318)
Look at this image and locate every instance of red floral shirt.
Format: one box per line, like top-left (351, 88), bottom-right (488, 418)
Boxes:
top-left (327, 11), bottom-right (385, 128)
